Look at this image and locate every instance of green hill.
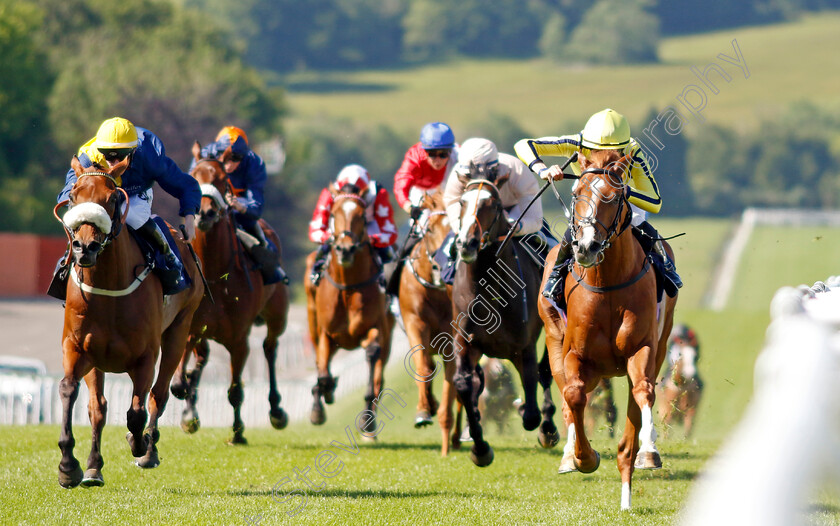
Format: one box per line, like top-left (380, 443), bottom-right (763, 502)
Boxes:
top-left (283, 12), bottom-right (840, 139)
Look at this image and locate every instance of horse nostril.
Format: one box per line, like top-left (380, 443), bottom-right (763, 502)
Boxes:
top-left (88, 241), bottom-right (102, 253)
top-left (71, 240), bottom-right (83, 253)
top-left (465, 238), bottom-right (479, 251)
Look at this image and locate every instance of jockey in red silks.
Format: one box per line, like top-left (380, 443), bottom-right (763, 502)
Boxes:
top-left (308, 164), bottom-right (398, 285)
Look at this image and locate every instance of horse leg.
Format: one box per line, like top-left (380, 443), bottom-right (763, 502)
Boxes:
top-left (618, 382), bottom-right (642, 510)
top-left (81, 369), bottom-right (106, 487)
top-left (563, 359), bottom-right (600, 474)
top-left (227, 339), bottom-right (250, 445)
top-left (57, 368), bottom-right (84, 488)
top-left (170, 335), bottom-right (194, 400)
top-left (604, 378), bottom-right (618, 438)
top-left (406, 318), bottom-right (436, 428)
top-left (181, 339), bottom-right (209, 434)
top-left (310, 332), bottom-right (336, 425)
top-left (263, 292), bottom-right (289, 430)
top-left (537, 348), bottom-right (560, 449)
top-left (455, 344), bottom-right (493, 467)
top-left (627, 345), bottom-right (662, 470)
top-left (361, 326), bottom-right (390, 439)
top-left (452, 399), bottom-right (464, 451)
top-left (125, 353), bottom-right (155, 462)
top-left (513, 347), bottom-right (541, 432)
top-left (438, 358), bottom-right (457, 456)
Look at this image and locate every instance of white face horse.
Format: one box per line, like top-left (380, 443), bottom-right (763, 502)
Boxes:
top-left (669, 343), bottom-right (699, 383)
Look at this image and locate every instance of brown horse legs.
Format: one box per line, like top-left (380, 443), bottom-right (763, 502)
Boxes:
top-left (437, 359), bottom-right (457, 456)
top-left (58, 375), bottom-right (83, 488)
top-left (228, 339), bottom-right (250, 445)
top-left (81, 369), bottom-right (107, 486)
top-left (125, 355), bottom-right (155, 461)
top-left (263, 335), bottom-right (289, 430)
top-left (537, 350), bottom-right (560, 449)
top-left (175, 338), bottom-right (210, 433)
top-left (454, 347), bottom-right (493, 467)
top-left (512, 348), bottom-right (541, 432)
top-left (562, 362), bottom-right (601, 474)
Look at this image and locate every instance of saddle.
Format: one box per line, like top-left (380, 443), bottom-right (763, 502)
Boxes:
top-left (130, 216), bottom-right (190, 295)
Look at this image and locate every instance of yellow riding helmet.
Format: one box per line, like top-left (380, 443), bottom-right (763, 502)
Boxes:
top-left (580, 109), bottom-right (630, 150)
top-left (94, 117), bottom-right (139, 149)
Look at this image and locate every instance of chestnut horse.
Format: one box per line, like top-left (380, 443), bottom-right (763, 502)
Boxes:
top-left (399, 190), bottom-right (463, 455)
top-left (539, 149), bottom-right (677, 510)
top-left (304, 184), bottom-right (395, 431)
top-left (169, 143), bottom-right (290, 444)
top-left (57, 156), bottom-right (204, 488)
top-left (452, 177), bottom-right (559, 467)
top-left (658, 326), bottom-right (702, 437)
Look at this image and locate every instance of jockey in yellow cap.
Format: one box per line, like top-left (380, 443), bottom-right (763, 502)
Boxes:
top-left (51, 117), bottom-right (201, 299)
top-left (515, 108), bottom-right (681, 299)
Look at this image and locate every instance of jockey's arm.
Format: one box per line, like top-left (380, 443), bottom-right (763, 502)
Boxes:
top-left (393, 154), bottom-right (419, 212)
top-left (232, 156), bottom-right (268, 219)
top-left (502, 155), bottom-right (543, 236)
top-left (442, 168), bottom-right (466, 236)
top-left (144, 135), bottom-right (201, 218)
top-left (625, 141), bottom-right (661, 214)
top-left (308, 188), bottom-right (333, 244)
top-left (514, 135), bottom-right (581, 176)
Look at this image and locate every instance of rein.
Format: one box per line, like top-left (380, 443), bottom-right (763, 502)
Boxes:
top-left (323, 191), bottom-right (380, 291)
top-left (570, 167), bottom-right (632, 266)
top-left (461, 179), bottom-right (504, 252)
top-left (569, 256), bottom-right (651, 293)
top-left (408, 210), bottom-right (447, 290)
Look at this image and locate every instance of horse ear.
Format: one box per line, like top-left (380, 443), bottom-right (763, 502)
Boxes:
top-left (71, 155), bottom-right (84, 176)
top-left (457, 172), bottom-right (471, 186)
top-left (577, 151), bottom-right (589, 169)
top-left (109, 156), bottom-right (130, 179)
top-left (219, 146), bottom-right (232, 162)
top-left (192, 141), bottom-right (202, 161)
top-left (495, 172), bottom-right (511, 189)
top-left (329, 184), bottom-right (339, 198)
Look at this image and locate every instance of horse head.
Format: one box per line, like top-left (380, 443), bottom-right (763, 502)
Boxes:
top-left (570, 150), bottom-right (633, 268)
top-left (63, 156), bottom-right (129, 267)
top-left (669, 326), bottom-right (700, 385)
top-left (330, 183), bottom-right (369, 267)
top-left (410, 188), bottom-right (449, 245)
top-left (456, 174), bottom-right (509, 263)
top-left (190, 141), bottom-right (229, 232)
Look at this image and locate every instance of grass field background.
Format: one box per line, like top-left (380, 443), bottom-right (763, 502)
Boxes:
top-left (282, 13), bottom-right (840, 139)
top-left (3, 217), bottom-right (840, 524)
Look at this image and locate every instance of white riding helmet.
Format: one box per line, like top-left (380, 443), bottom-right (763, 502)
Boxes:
top-left (455, 138), bottom-right (500, 180)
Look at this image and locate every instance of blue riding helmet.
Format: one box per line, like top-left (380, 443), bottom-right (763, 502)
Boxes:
top-left (420, 122), bottom-right (455, 150)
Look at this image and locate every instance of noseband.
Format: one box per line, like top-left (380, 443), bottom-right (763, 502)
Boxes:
top-left (570, 167), bottom-right (632, 265)
top-left (459, 179), bottom-right (503, 252)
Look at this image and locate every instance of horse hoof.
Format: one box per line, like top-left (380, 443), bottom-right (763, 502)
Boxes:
top-left (58, 464), bottom-right (83, 488)
top-left (227, 435), bottom-right (248, 446)
top-left (310, 404), bottom-right (326, 426)
top-left (170, 383), bottom-right (188, 400)
top-left (323, 391), bottom-right (335, 405)
top-left (80, 469), bottom-right (104, 487)
top-left (634, 451), bottom-right (662, 470)
top-left (181, 417), bottom-right (200, 434)
top-left (470, 444), bottom-right (494, 467)
top-left (361, 435), bottom-right (377, 443)
top-left (573, 451), bottom-right (601, 474)
top-left (270, 409), bottom-right (289, 430)
top-left (557, 453), bottom-right (578, 474)
top-left (538, 428), bottom-right (560, 449)
top-left (522, 410), bottom-right (541, 432)
top-left (414, 410), bottom-right (433, 428)
top-left (125, 432), bottom-right (148, 458)
top-left (135, 449), bottom-right (160, 469)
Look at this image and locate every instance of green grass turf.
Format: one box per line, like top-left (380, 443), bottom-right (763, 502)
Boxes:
top-left (727, 225), bottom-right (840, 311)
top-left (282, 13), bottom-right (840, 139)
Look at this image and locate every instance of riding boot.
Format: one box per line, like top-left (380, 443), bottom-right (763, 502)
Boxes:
top-left (541, 228), bottom-right (573, 299)
top-left (236, 223), bottom-right (289, 286)
top-left (635, 221), bottom-right (683, 291)
top-left (376, 245), bottom-right (396, 292)
top-left (310, 243), bottom-right (331, 286)
top-left (46, 248), bottom-right (71, 301)
top-left (137, 219), bottom-right (183, 294)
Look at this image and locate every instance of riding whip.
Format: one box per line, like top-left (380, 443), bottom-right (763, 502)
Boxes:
top-left (180, 224), bottom-right (215, 304)
top-left (495, 152), bottom-right (579, 257)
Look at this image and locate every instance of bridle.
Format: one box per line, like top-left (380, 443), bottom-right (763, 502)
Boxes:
top-left (458, 178), bottom-right (504, 253)
top-left (408, 209), bottom-right (448, 290)
top-left (323, 192), bottom-right (380, 290)
top-left (569, 167), bottom-right (632, 267)
top-left (56, 172), bottom-right (129, 250)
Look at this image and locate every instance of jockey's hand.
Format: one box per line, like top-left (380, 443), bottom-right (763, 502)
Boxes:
top-left (409, 205), bottom-right (423, 221)
top-left (225, 192), bottom-right (247, 213)
top-left (181, 214), bottom-right (196, 242)
top-left (537, 164), bottom-right (564, 181)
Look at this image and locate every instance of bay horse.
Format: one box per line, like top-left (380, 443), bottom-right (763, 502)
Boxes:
top-left (658, 325), bottom-right (702, 437)
top-left (398, 189), bottom-right (463, 455)
top-left (304, 183), bottom-right (395, 431)
top-left (57, 156), bottom-right (204, 488)
top-left (169, 143), bottom-right (290, 444)
top-left (538, 149), bottom-right (678, 510)
top-left (452, 176), bottom-right (559, 467)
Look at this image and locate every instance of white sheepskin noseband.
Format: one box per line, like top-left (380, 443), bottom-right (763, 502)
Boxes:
top-left (200, 184), bottom-right (228, 210)
top-left (63, 202), bottom-right (112, 233)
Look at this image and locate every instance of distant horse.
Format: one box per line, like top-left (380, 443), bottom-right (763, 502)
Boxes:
top-left (539, 149), bottom-right (677, 510)
top-left (56, 156), bottom-right (204, 488)
top-left (586, 378), bottom-right (618, 438)
top-left (658, 325), bottom-right (702, 437)
top-left (452, 176), bottom-right (559, 467)
top-left (169, 143), bottom-right (290, 444)
top-left (398, 190), bottom-right (462, 455)
top-left (304, 183), bottom-right (395, 431)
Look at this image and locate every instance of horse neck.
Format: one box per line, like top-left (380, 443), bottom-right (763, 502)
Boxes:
top-left (193, 215), bottom-right (237, 276)
top-left (579, 229), bottom-right (643, 286)
top-left (328, 243), bottom-right (377, 283)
